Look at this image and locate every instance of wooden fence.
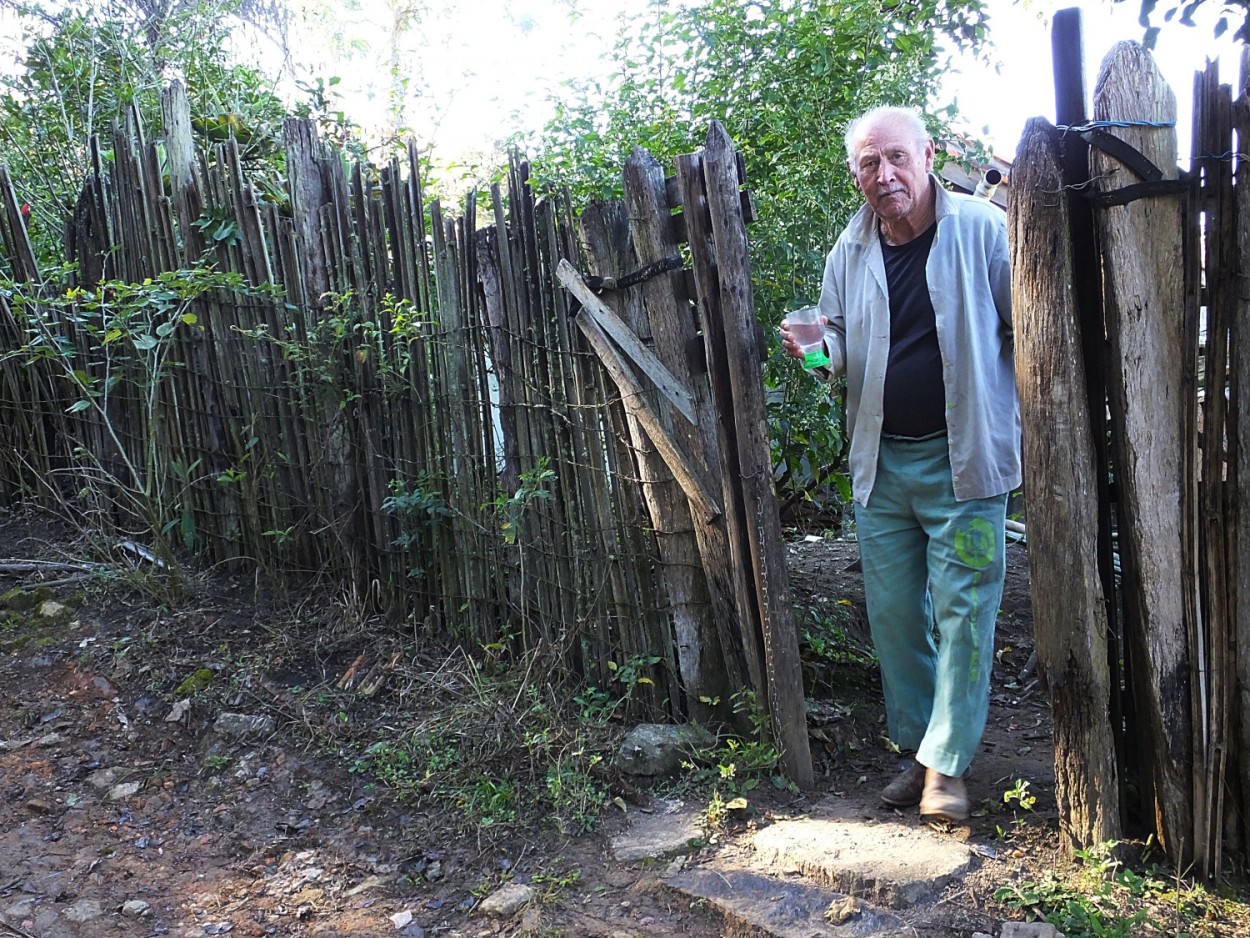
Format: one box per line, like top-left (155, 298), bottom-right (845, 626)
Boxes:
top-left (0, 84), bottom-right (812, 783)
top-left (1013, 17), bottom-right (1245, 874)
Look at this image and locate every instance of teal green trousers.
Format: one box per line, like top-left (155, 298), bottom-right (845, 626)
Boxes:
top-left (853, 435), bottom-right (1007, 778)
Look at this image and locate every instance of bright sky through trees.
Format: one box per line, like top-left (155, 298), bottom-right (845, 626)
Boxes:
top-left (0, 0), bottom-right (1236, 167)
top-left (269, 0), bottom-right (629, 161)
top-left (297, 0), bottom-right (1236, 167)
top-left (945, 0), bottom-right (1240, 164)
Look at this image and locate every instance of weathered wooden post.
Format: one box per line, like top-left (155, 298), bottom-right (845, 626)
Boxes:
top-left (1012, 117), bottom-right (1122, 852)
top-left (681, 122), bottom-right (812, 786)
top-left (1092, 40), bottom-right (1195, 864)
top-left (1052, 8), bottom-right (1128, 788)
top-left (575, 183), bottom-right (735, 724)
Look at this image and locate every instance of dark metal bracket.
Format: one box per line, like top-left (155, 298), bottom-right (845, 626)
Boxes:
top-left (1079, 129), bottom-right (1193, 207)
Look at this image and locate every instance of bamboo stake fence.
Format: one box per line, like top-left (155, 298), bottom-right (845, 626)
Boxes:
top-left (1014, 24), bottom-right (1247, 874)
top-left (0, 85), bottom-right (812, 782)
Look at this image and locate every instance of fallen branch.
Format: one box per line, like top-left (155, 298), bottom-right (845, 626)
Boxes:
top-left (0, 560), bottom-right (100, 574)
top-left (7, 574), bottom-right (99, 590)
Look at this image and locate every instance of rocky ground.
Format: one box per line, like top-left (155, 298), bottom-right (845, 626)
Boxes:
top-left (0, 504), bottom-right (1239, 938)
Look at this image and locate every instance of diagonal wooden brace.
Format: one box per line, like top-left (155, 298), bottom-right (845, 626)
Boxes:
top-left (556, 259), bottom-right (698, 426)
top-left (563, 293), bottom-right (722, 525)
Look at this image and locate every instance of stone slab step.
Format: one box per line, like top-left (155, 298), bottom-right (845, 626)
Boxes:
top-left (662, 866), bottom-right (907, 937)
top-left (752, 797), bottom-right (974, 906)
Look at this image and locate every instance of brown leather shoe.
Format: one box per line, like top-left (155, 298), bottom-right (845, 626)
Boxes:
top-left (880, 759), bottom-right (926, 807)
top-left (919, 768), bottom-right (969, 822)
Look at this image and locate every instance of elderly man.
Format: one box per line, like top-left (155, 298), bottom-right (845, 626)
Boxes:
top-left (781, 105), bottom-right (1019, 822)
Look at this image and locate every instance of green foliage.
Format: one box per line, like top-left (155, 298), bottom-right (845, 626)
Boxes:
top-left (669, 689), bottom-right (790, 827)
top-left (1002, 777), bottom-right (1036, 811)
top-left (1, 265), bottom-right (281, 552)
top-left (995, 840), bottom-right (1233, 938)
top-left (491, 458), bottom-right (556, 547)
top-left (383, 475), bottom-right (453, 549)
top-left (290, 73), bottom-right (377, 165)
top-left (797, 601), bottom-right (875, 703)
top-left (527, 0), bottom-right (988, 507)
top-left (573, 685), bottom-right (621, 724)
top-left (191, 205), bottom-right (245, 247)
top-left (531, 863), bottom-right (583, 902)
top-left (799, 602), bottom-right (874, 665)
top-left (1127, 0), bottom-right (1250, 45)
top-left (382, 473), bottom-right (453, 580)
top-left (606, 653), bottom-right (662, 692)
top-left (349, 659), bottom-right (620, 835)
top-left (203, 753), bottom-right (233, 771)
top-left (0, 0), bottom-right (289, 269)
top-left (769, 374), bottom-right (849, 505)
top-left (235, 290), bottom-right (434, 415)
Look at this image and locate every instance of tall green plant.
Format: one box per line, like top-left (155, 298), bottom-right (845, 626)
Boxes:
top-left (2, 266), bottom-right (281, 555)
top-left (527, 0), bottom-right (988, 507)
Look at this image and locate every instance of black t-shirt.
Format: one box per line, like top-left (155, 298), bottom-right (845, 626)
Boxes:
top-left (880, 223), bottom-right (946, 438)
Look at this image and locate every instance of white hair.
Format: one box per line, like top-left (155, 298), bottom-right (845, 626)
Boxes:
top-left (844, 106), bottom-right (930, 164)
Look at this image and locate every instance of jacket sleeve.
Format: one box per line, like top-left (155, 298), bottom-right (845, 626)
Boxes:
top-left (816, 246), bottom-right (848, 378)
top-left (988, 211), bottom-right (1011, 330)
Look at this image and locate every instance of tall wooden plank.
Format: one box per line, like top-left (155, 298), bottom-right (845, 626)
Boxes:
top-left (699, 122), bottom-right (811, 786)
top-left (1051, 9), bottom-right (1129, 803)
top-left (1012, 118), bottom-right (1121, 853)
top-left (284, 119), bottom-right (331, 307)
top-left (1194, 64), bottom-right (1237, 877)
top-left (676, 150), bottom-right (766, 716)
top-left (1234, 45), bottom-right (1250, 874)
top-left (1092, 40), bottom-right (1194, 863)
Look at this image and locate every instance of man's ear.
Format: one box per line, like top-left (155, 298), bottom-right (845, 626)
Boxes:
top-left (923, 138), bottom-right (936, 173)
top-left (848, 161), bottom-right (861, 192)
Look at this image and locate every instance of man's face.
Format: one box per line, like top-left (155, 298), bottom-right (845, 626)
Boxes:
top-left (848, 117), bottom-right (935, 224)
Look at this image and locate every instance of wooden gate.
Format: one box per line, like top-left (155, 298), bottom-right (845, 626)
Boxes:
top-left (559, 125), bottom-right (811, 785)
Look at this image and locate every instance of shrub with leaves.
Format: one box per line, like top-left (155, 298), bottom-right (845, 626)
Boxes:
top-left (994, 840), bottom-right (1239, 938)
top-left (2, 266), bottom-right (282, 553)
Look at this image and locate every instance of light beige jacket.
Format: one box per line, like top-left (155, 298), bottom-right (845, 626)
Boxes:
top-left (817, 178), bottom-right (1020, 505)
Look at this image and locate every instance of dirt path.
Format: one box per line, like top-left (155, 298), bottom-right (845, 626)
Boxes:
top-left (0, 507), bottom-right (1055, 938)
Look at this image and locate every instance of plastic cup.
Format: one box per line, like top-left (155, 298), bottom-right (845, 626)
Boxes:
top-left (783, 307), bottom-right (830, 369)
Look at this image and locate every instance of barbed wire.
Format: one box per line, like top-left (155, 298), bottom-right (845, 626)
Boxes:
top-left (1056, 119), bottom-right (1178, 133)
